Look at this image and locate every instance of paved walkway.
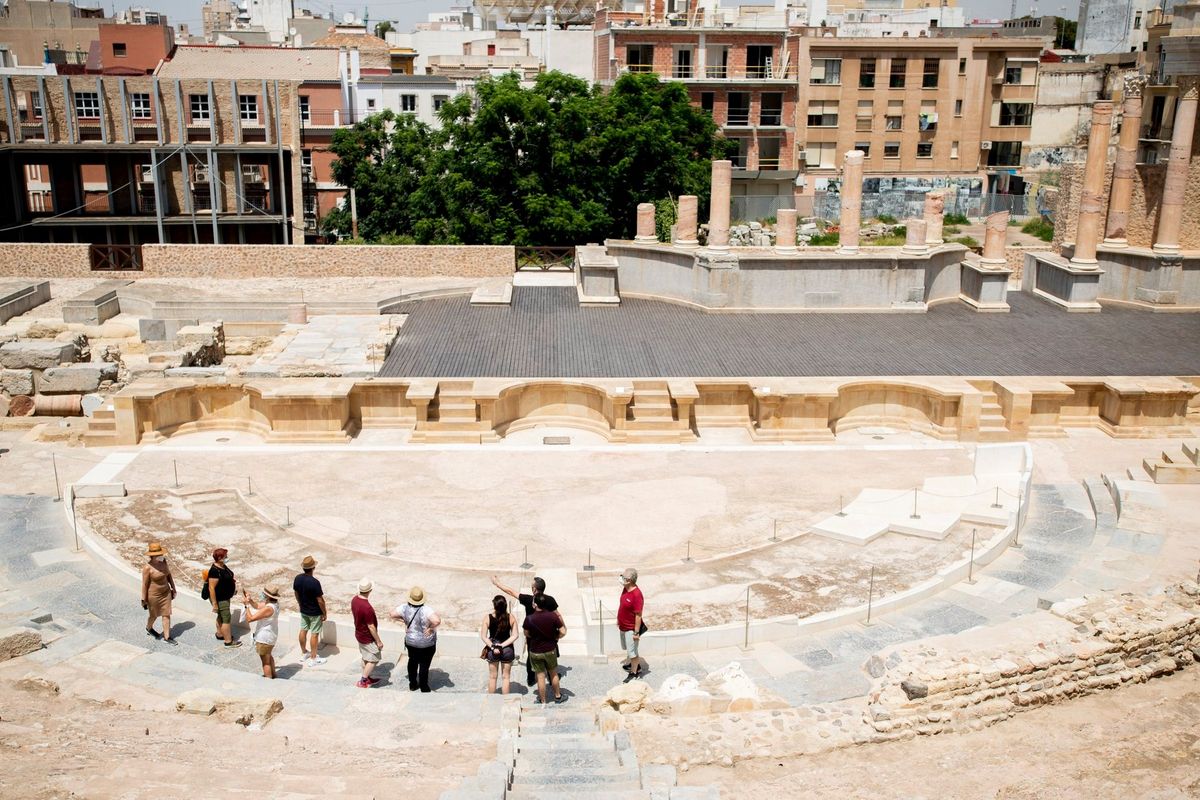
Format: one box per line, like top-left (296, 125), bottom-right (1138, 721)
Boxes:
top-left (0, 472), bottom-right (1171, 709)
top-left (381, 287), bottom-right (1200, 378)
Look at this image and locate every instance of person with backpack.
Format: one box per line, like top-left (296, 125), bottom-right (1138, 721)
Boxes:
top-left (390, 586), bottom-right (440, 692)
top-left (243, 585), bottom-right (280, 678)
top-left (205, 548), bottom-right (240, 648)
top-left (480, 595), bottom-right (519, 695)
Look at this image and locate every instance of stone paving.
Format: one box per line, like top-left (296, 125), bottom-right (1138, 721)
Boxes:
top-left (243, 314), bottom-right (404, 378)
top-left (381, 287), bottom-right (1200, 377)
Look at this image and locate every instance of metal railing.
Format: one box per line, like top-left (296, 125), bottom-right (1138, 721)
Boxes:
top-left (89, 244), bottom-right (143, 272)
top-left (515, 246), bottom-right (575, 271)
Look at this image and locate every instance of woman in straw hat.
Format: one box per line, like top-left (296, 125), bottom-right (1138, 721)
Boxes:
top-left (243, 584), bottom-right (281, 679)
top-left (141, 542), bottom-right (177, 645)
top-left (390, 586), bottom-right (441, 692)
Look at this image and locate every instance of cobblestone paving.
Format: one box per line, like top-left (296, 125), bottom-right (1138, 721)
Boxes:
top-left (381, 287), bottom-right (1200, 378)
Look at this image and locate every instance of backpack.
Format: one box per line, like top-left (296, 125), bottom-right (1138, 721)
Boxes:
top-left (200, 567), bottom-right (211, 600)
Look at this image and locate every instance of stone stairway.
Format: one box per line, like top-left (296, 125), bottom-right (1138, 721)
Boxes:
top-left (82, 403), bottom-right (119, 446)
top-left (441, 701), bottom-right (718, 800)
top-left (1141, 441), bottom-right (1200, 484)
top-left (976, 391), bottom-right (1011, 442)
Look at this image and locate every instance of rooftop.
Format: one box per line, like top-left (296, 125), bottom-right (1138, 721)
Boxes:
top-left (155, 45), bottom-right (341, 81)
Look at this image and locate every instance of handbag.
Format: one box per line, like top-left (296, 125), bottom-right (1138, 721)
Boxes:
top-left (638, 619), bottom-right (648, 636)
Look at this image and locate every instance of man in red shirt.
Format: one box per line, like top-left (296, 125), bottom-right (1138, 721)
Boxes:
top-left (617, 567), bottom-right (645, 681)
top-left (351, 578), bottom-right (384, 688)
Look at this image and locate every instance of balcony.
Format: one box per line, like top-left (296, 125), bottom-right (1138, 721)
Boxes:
top-left (626, 63), bottom-right (655, 74)
top-left (672, 65), bottom-right (693, 79)
top-left (759, 111), bottom-right (783, 126)
top-left (726, 110), bottom-right (751, 127)
top-left (757, 157), bottom-right (781, 170)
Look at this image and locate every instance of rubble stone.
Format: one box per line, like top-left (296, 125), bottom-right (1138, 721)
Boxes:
top-left (0, 340), bottom-right (79, 369)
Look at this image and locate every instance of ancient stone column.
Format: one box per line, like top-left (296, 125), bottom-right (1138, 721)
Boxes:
top-left (982, 211), bottom-right (1009, 267)
top-left (1070, 100), bottom-right (1114, 267)
top-left (1104, 73), bottom-right (1147, 247)
top-left (675, 194), bottom-right (699, 248)
top-left (707, 160), bottom-right (732, 251)
top-left (924, 191), bottom-right (945, 245)
top-left (1153, 76), bottom-right (1199, 255)
top-left (635, 202), bottom-right (657, 243)
top-left (774, 208), bottom-right (798, 254)
top-left (902, 219), bottom-right (928, 254)
top-left (837, 150), bottom-right (865, 255)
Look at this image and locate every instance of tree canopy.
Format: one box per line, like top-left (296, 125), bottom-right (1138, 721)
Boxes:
top-left (325, 71), bottom-right (732, 245)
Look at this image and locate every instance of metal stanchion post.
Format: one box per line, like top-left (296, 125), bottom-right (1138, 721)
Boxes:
top-left (283, 505), bottom-right (292, 528)
top-left (70, 490), bottom-right (80, 552)
top-left (52, 454), bottom-right (61, 502)
top-left (864, 565), bottom-right (876, 626)
top-left (991, 485), bottom-right (1002, 509)
top-left (683, 540), bottom-right (694, 563)
top-left (246, 477), bottom-right (254, 497)
top-left (742, 586), bottom-right (751, 649)
top-left (967, 528), bottom-right (978, 584)
top-left (910, 489), bottom-right (921, 520)
top-left (173, 460), bottom-right (180, 489)
top-left (836, 494), bottom-right (846, 517)
top-left (584, 548), bottom-right (595, 572)
top-left (520, 545), bottom-right (532, 570)
top-left (1011, 485), bottom-right (1024, 549)
top-left (383, 529), bottom-right (390, 556)
top-left (769, 519), bottom-right (780, 543)
top-left (599, 599), bottom-right (605, 656)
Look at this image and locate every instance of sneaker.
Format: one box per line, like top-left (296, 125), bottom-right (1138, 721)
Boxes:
top-left (163, 638), bottom-right (179, 646)
top-left (215, 634), bottom-right (225, 640)
top-left (146, 627), bottom-right (161, 640)
top-left (224, 640), bottom-right (242, 648)
top-left (356, 678), bottom-right (371, 688)
top-left (367, 677), bottom-right (381, 685)
top-left (309, 655), bottom-right (327, 665)
top-left (554, 694), bottom-right (566, 704)
top-left (621, 662), bottom-right (632, 672)
top-left (409, 682), bottom-right (419, 691)
top-left (622, 671), bottom-right (641, 683)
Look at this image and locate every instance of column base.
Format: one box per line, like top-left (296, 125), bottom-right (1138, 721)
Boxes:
top-left (1102, 237), bottom-right (1129, 248)
top-left (633, 236), bottom-right (658, 244)
top-left (1152, 243), bottom-right (1181, 255)
top-left (836, 246), bottom-right (859, 255)
top-left (902, 245), bottom-right (929, 255)
top-left (1068, 256), bottom-right (1100, 270)
top-left (926, 238), bottom-right (945, 246)
top-left (774, 246), bottom-right (798, 255)
top-left (674, 238), bottom-right (699, 249)
top-left (979, 258), bottom-right (1007, 269)
top-left (705, 245), bottom-right (730, 253)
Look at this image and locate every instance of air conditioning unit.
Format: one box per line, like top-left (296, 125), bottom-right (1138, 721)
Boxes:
top-left (980, 141), bottom-right (993, 150)
top-left (139, 165), bottom-right (154, 183)
top-left (192, 165), bottom-right (210, 183)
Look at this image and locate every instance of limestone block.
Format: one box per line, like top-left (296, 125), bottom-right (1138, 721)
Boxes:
top-left (0, 627), bottom-right (43, 661)
top-left (175, 688), bottom-right (219, 716)
top-left (605, 680), bottom-right (653, 714)
top-left (15, 674), bottom-right (59, 695)
top-left (26, 320), bottom-right (69, 338)
top-left (139, 318), bottom-right (198, 342)
top-left (0, 369), bottom-right (34, 396)
top-left (73, 482), bottom-right (127, 498)
top-left (0, 340), bottom-right (79, 369)
top-left (219, 697), bottom-right (284, 727)
top-left (38, 364), bottom-right (116, 394)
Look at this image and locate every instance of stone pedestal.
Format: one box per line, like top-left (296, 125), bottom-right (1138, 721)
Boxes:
top-left (960, 261), bottom-right (1012, 312)
top-left (1153, 77), bottom-right (1199, 255)
top-left (837, 150), bottom-right (865, 255)
top-left (902, 219), bottom-right (928, 255)
top-left (634, 202), bottom-right (657, 243)
top-left (575, 245), bottom-right (620, 305)
top-left (1027, 251), bottom-right (1103, 312)
top-left (707, 160), bottom-right (732, 252)
top-left (981, 211), bottom-right (1008, 266)
top-left (774, 209), bottom-right (797, 254)
top-left (924, 192), bottom-right (945, 245)
top-left (675, 195), bottom-right (698, 248)
top-left (1071, 101), bottom-right (1114, 267)
top-left (1104, 73), bottom-right (1146, 247)
top-left (693, 250), bottom-right (738, 307)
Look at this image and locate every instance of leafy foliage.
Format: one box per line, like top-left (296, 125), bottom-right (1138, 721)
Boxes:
top-left (1021, 218), bottom-right (1055, 242)
top-left (943, 212), bottom-right (970, 226)
top-left (326, 72), bottom-right (731, 245)
top-left (808, 232), bottom-right (840, 246)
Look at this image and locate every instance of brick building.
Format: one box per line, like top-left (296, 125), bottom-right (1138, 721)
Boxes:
top-left (0, 45), bottom-right (357, 245)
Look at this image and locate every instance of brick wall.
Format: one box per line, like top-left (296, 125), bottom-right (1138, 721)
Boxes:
top-left (0, 244), bottom-right (514, 278)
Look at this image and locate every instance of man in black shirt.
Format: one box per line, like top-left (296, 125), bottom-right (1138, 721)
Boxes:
top-left (523, 594), bottom-right (565, 704)
top-left (293, 555), bottom-right (327, 666)
top-left (492, 574), bottom-right (548, 686)
top-left (207, 548), bottom-right (240, 648)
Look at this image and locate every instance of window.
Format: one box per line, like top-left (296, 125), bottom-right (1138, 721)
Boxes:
top-left (746, 45), bottom-right (774, 78)
top-left (700, 92), bottom-right (714, 113)
top-left (951, 140), bottom-right (959, 159)
top-left (802, 141), bottom-right (837, 169)
top-left (433, 95), bottom-right (449, 111)
top-left (367, 98), bottom-right (376, 110)
top-left (758, 137), bottom-right (781, 170)
top-left (239, 94), bottom-right (258, 123)
top-left (299, 95), bottom-right (311, 123)
top-left (760, 92), bottom-right (782, 126)
top-left (401, 95), bottom-right (417, 113)
top-left (917, 142), bottom-right (933, 158)
top-left (130, 92), bottom-right (152, 119)
top-left (31, 92), bottom-right (43, 119)
top-left (884, 141), bottom-right (900, 158)
top-left (729, 137), bottom-right (749, 169)
top-left (859, 58), bottom-right (876, 88)
top-left (673, 47), bottom-right (693, 79)
top-left (855, 140), bottom-right (870, 158)
top-left (959, 57), bottom-right (966, 75)
top-left (1134, 11), bottom-right (1141, 29)
top-left (626, 44), bottom-right (654, 73)
top-left (113, 42), bottom-right (127, 58)
top-left (889, 58), bottom-right (906, 88)
top-left (807, 100), bottom-right (838, 128)
top-left (1002, 60), bottom-right (1036, 86)
top-left (885, 99), bottom-right (903, 131)
top-left (74, 91), bottom-right (100, 119)
top-left (919, 99), bottom-right (937, 131)
top-left (189, 93), bottom-right (210, 123)
top-left (856, 100), bottom-right (873, 132)
top-left (809, 58), bottom-right (841, 85)
top-left (987, 141), bottom-right (1022, 167)
top-left (955, 98), bottom-right (963, 116)
top-left (301, 150), bottom-right (313, 181)
top-left (727, 92), bottom-right (750, 125)
top-left (998, 102), bottom-right (1032, 126)
top-left (705, 45), bottom-right (729, 78)
top-left (922, 58), bottom-right (939, 88)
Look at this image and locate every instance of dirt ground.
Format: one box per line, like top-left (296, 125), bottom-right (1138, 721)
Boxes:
top-left (684, 668), bottom-right (1200, 800)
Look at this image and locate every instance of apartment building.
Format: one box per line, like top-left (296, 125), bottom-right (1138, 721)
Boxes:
top-left (595, 7), bottom-right (1046, 211)
top-left (0, 45), bottom-right (356, 245)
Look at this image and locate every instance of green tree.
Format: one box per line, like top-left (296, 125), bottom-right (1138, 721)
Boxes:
top-left (374, 20), bottom-right (394, 38)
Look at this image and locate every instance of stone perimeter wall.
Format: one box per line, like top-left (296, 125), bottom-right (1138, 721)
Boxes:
top-left (0, 244), bottom-right (515, 279)
top-left (865, 583), bottom-right (1200, 738)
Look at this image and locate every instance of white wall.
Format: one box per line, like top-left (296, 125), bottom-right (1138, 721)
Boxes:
top-left (388, 27), bottom-right (594, 82)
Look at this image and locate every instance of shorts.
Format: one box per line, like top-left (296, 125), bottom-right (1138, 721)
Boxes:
top-left (358, 642), bottom-right (381, 663)
top-left (254, 641), bottom-right (275, 657)
top-left (300, 614), bottom-right (324, 634)
top-left (529, 650), bottom-right (558, 674)
top-left (485, 643), bottom-right (515, 664)
top-left (620, 629), bottom-right (640, 660)
top-left (215, 600), bottom-right (231, 625)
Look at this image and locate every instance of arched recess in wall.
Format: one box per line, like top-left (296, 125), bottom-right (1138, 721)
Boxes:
top-left (829, 381), bottom-right (961, 440)
top-left (491, 381), bottom-right (616, 440)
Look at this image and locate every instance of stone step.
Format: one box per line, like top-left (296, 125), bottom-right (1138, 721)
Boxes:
top-left (515, 752), bottom-right (626, 771)
top-left (1184, 441), bottom-right (1199, 465)
top-left (506, 790), bottom-right (651, 800)
top-left (517, 733), bottom-right (612, 747)
top-left (511, 774), bottom-right (641, 789)
top-left (514, 762), bottom-right (636, 778)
